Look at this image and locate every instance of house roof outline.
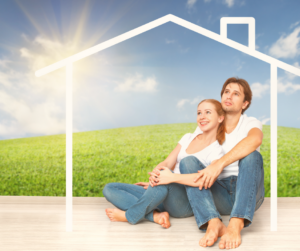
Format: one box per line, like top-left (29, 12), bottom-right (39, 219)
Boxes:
top-left (36, 14), bottom-right (300, 233)
top-left (36, 14), bottom-right (300, 77)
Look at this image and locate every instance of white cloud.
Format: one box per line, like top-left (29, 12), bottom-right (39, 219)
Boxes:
top-left (165, 40), bottom-right (189, 54)
top-left (180, 47), bottom-right (190, 54)
top-left (285, 62), bottom-right (300, 80)
top-left (269, 26), bottom-right (300, 59)
top-left (261, 117), bottom-right (270, 125)
top-left (177, 99), bottom-right (190, 108)
top-left (278, 79), bottom-right (300, 93)
top-left (20, 48), bottom-right (33, 58)
top-left (224, 0), bottom-right (235, 8)
top-left (0, 90), bottom-right (65, 138)
top-left (0, 34), bottom-right (97, 139)
top-left (190, 97), bottom-right (202, 104)
top-left (34, 36), bottom-right (63, 51)
top-left (165, 39), bottom-right (175, 44)
top-left (114, 74), bottom-right (158, 92)
top-left (186, 0), bottom-right (197, 8)
top-left (0, 59), bottom-right (10, 68)
top-left (259, 115), bottom-right (270, 125)
top-left (290, 21), bottom-right (300, 29)
top-left (251, 82), bottom-right (270, 98)
top-left (251, 78), bottom-right (300, 96)
top-left (177, 96), bottom-right (203, 108)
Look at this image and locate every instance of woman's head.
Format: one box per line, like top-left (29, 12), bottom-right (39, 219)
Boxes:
top-left (197, 99), bottom-right (226, 144)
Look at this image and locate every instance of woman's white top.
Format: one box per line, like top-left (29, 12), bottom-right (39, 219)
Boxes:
top-left (173, 132), bottom-right (224, 180)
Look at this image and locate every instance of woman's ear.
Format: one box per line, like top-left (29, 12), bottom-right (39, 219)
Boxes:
top-left (218, 116), bottom-right (224, 123)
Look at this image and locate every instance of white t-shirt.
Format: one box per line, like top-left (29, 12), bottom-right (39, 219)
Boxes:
top-left (174, 132), bottom-right (224, 179)
top-left (194, 114), bottom-right (262, 179)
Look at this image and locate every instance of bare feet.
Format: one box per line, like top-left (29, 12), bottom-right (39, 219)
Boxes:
top-left (199, 218), bottom-right (226, 247)
top-left (105, 208), bottom-right (128, 222)
top-left (219, 217), bottom-right (244, 249)
top-left (153, 210), bottom-right (171, 229)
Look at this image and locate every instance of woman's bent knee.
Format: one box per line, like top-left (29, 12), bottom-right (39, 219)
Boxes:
top-left (179, 156), bottom-right (205, 174)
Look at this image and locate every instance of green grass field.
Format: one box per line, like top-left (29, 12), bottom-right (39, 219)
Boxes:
top-left (0, 124), bottom-right (299, 197)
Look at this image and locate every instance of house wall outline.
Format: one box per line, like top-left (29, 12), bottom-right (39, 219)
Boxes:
top-left (35, 14), bottom-right (300, 232)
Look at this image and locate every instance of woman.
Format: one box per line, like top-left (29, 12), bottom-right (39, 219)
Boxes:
top-left (103, 99), bottom-right (226, 228)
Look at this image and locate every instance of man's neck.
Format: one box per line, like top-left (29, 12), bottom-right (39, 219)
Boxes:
top-left (225, 112), bottom-right (242, 134)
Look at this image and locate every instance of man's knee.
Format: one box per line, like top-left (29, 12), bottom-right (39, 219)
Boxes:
top-left (179, 156), bottom-right (205, 174)
top-left (239, 151), bottom-right (263, 172)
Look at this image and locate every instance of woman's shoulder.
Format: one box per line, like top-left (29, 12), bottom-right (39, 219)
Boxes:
top-left (178, 132), bottom-right (198, 145)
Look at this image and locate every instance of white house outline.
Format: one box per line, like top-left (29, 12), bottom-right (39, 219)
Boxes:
top-left (35, 14), bottom-right (300, 232)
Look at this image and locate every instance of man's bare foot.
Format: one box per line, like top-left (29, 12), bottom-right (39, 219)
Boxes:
top-left (219, 217), bottom-right (244, 249)
top-left (153, 210), bottom-right (171, 229)
top-left (105, 208), bottom-right (128, 222)
top-left (199, 218), bottom-right (226, 247)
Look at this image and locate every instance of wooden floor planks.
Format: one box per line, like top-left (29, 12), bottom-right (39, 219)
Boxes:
top-left (0, 196), bottom-right (299, 251)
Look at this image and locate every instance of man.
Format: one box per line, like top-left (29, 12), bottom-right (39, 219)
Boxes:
top-left (178, 77), bottom-right (264, 249)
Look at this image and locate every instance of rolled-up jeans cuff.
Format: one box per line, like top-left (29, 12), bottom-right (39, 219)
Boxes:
top-left (125, 209), bottom-right (155, 224)
top-left (229, 214), bottom-right (252, 228)
top-left (198, 215), bottom-right (223, 231)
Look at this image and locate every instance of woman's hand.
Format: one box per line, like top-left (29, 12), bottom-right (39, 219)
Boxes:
top-left (155, 167), bottom-right (174, 185)
top-left (134, 182), bottom-right (149, 190)
top-left (148, 163), bottom-right (165, 187)
top-left (194, 160), bottom-right (222, 190)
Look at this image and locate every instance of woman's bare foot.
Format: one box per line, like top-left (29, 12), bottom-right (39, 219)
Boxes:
top-left (199, 218), bottom-right (226, 247)
top-left (105, 208), bottom-right (128, 222)
top-left (153, 210), bottom-right (171, 228)
top-left (219, 217), bottom-right (244, 249)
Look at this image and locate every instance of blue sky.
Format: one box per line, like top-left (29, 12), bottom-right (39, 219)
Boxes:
top-left (0, 0), bottom-right (300, 140)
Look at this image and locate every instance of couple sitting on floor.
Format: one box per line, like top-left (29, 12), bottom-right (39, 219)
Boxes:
top-left (103, 77), bottom-right (264, 249)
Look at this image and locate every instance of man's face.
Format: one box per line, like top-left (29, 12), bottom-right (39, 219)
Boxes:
top-left (221, 83), bottom-right (249, 114)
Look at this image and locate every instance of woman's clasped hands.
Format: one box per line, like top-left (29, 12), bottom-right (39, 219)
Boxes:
top-left (148, 166), bottom-right (174, 187)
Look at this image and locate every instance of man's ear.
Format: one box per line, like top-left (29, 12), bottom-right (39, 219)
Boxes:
top-left (242, 100), bottom-right (249, 110)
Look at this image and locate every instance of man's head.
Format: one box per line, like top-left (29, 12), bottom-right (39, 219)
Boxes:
top-left (220, 77), bottom-right (252, 115)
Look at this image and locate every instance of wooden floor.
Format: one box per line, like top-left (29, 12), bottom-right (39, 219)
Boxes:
top-left (0, 196), bottom-right (299, 251)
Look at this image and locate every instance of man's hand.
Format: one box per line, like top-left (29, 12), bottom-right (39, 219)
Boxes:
top-left (194, 160), bottom-right (223, 190)
top-left (134, 182), bottom-right (149, 190)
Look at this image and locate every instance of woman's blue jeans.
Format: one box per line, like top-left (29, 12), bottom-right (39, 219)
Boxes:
top-left (103, 181), bottom-right (194, 224)
top-left (179, 151), bottom-right (265, 230)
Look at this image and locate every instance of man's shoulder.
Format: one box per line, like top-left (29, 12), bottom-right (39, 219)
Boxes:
top-left (240, 114), bottom-right (262, 131)
top-left (241, 114), bottom-right (260, 122)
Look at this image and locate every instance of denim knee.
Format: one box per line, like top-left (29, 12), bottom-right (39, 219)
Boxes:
top-left (102, 183), bottom-right (115, 200)
top-left (239, 151), bottom-right (263, 172)
top-left (179, 156), bottom-right (205, 174)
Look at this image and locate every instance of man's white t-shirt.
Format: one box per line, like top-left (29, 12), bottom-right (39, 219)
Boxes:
top-left (174, 132), bottom-right (224, 178)
top-left (194, 114), bottom-right (262, 180)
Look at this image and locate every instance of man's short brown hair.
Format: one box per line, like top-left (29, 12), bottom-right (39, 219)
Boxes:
top-left (220, 77), bottom-right (252, 114)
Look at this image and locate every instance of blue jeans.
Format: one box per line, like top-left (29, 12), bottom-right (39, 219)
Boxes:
top-left (103, 182), bottom-right (193, 224)
top-left (179, 151), bottom-right (265, 230)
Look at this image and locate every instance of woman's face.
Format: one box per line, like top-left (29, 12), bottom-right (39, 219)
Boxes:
top-left (197, 102), bottom-right (224, 132)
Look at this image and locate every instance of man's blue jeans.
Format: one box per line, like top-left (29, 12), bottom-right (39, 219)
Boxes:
top-left (103, 181), bottom-right (194, 224)
top-left (179, 151), bottom-right (265, 230)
